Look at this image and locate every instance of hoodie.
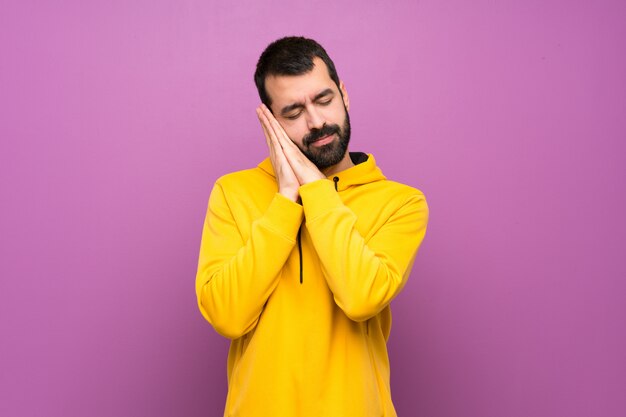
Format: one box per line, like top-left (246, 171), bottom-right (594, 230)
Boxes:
top-left (195, 152), bottom-right (428, 417)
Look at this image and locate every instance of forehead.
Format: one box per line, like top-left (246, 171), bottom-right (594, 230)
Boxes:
top-left (265, 57), bottom-right (337, 108)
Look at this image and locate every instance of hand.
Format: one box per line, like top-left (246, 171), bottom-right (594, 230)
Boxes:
top-left (257, 104), bottom-right (326, 185)
top-left (256, 106), bottom-right (300, 202)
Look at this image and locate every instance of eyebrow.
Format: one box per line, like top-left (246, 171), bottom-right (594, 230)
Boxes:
top-left (280, 88), bottom-right (335, 116)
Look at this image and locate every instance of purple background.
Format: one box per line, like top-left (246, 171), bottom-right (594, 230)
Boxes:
top-left (1, 1), bottom-right (625, 416)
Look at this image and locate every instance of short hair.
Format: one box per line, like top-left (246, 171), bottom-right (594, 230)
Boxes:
top-left (254, 36), bottom-right (341, 108)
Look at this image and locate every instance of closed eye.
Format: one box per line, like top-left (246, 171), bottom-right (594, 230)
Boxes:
top-left (284, 95), bottom-right (333, 119)
top-left (285, 111), bottom-right (302, 120)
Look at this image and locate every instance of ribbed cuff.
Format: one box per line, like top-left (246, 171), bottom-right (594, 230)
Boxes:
top-left (299, 179), bottom-right (344, 221)
top-left (258, 193), bottom-right (304, 241)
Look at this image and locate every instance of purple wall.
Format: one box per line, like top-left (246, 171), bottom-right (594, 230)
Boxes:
top-left (1, 1), bottom-right (625, 416)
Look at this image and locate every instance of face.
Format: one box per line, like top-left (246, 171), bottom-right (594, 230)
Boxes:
top-left (265, 57), bottom-right (351, 169)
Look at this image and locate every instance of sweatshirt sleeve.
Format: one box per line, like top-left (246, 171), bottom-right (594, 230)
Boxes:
top-left (299, 179), bottom-right (428, 322)
top-left (195, 181), bottom-right (303, 339)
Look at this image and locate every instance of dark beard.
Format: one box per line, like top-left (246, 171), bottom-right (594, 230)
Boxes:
top-left (300, 110), bottom-right (351, 170)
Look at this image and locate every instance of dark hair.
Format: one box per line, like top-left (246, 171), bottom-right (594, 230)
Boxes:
top-left (254, 36), bottom-right (341, 108)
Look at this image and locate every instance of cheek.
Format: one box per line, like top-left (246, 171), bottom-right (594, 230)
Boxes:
top-left (283, 123), bottom-right (307, 146)
top-left (327, 102), bottom-right (346, 123)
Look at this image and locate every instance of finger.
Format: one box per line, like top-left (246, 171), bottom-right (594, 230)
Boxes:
top-left (257, 105), bottom-right (324, 185)
top-left (259, 105), bottom-right (317, 175)
top-left (257, 107), bottom-right (282, 153)
top-left (258, 107), bottom-right (291, 169)
top-left (257, 109), bottom-right (279, 167)
top-left (258, 107), bottom-right (285, 158)
top-left (260, 104), bottom-right (293, 150)
top-left (256, 108), bottom-right (272, 144)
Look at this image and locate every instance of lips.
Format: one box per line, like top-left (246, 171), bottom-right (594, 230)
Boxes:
top-left (311, 134), bottom-right (335, 147)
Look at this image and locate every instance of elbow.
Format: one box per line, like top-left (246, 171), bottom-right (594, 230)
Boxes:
top-left (339, 298), bottom-right (381, 322)
top-left (198, 297), bottom-right (256, 339)
top-left (211, 318), bottom-right (251, 339)
top-left (196, 275), bottom-right (250, 339)
top-left (336, 273), bottom-right (402, 322)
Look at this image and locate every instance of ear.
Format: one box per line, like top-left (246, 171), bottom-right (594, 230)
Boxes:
top-left (339, 80), bottom-right (350, 112)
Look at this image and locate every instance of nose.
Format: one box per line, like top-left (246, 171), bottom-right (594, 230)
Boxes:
top-left (305, 106), bottom-right (325, 131)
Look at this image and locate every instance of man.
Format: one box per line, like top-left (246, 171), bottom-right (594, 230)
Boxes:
top-left (195, 36), bottom-right (428, 416)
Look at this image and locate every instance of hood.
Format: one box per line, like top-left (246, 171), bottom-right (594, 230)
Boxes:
top-left (257, 152), bottom-right (386, 192)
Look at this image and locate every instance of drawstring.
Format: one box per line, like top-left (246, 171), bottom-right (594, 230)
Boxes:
top-left (298, 178), bottom-right (338, 284)
top-left (297, 226), bottom-right (303, 284)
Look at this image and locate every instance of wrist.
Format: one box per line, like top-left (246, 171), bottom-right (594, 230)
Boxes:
top-left (300, 172), bottom-right (326, 185)
top-left (279, 189), bottom-right (300, 203)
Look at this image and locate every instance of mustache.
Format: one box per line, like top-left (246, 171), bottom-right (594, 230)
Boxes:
top-left (303, 124), bottom-right (341, 147)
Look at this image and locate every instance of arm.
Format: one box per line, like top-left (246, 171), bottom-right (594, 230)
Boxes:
top-left (254, 104), bottom-right (428, 321)
top-left (300, 179), bottom-right (428, 322)
top-left (195, 182), bottom-right (303, 339)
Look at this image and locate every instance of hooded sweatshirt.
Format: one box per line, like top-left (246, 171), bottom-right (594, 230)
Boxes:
top-left (195, 152), bottom-right (428, 417)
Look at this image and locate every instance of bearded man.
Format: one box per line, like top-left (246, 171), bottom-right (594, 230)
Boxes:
top-left (195, 36), bottom-right (429, 417)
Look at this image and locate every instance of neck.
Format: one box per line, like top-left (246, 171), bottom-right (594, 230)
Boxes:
top-left (321, 151), bottom-right (354, 177)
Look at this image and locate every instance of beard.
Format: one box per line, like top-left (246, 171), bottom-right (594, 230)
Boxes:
top-left (299, 109), bottom-right (351, 170)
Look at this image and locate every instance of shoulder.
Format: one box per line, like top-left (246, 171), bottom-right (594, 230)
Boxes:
top-left (372, 179), bottom-right (427, 204)
top-left (378, 181), bottom-right (429, 227)
top-left (207, 165), bottom-right (277, 209)
top-left (214, 165), bottom-right (273, 191)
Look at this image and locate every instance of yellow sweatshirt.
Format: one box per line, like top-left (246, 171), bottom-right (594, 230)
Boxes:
top-left (196, 152), bottom-right (428, 417)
